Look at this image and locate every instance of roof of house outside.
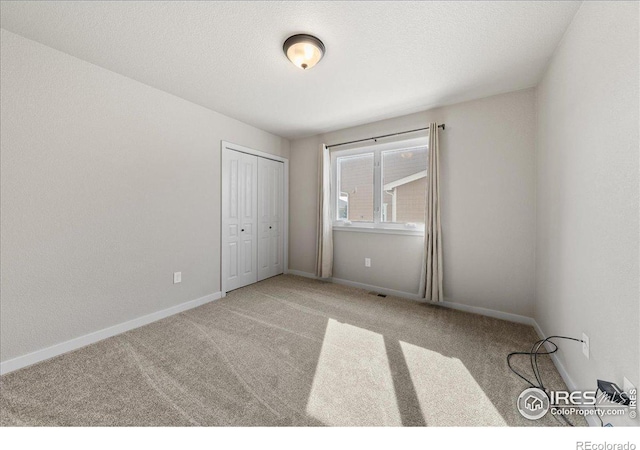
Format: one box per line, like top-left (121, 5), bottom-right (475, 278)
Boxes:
top-left (382, 146), bottom-right (428, 186)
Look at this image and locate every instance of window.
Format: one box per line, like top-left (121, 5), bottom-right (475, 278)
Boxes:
top-left (331, 136), bottom-right (428, 233)
top-left (336, 153), bottom-right (374, 222)
top-left (381, 146), bottom-right (428, 224)
top-left (338, 192), bottom-right (349, 219)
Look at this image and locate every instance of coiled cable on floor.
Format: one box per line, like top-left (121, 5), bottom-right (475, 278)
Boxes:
top-left (507, 335), bottom-right (584, 427)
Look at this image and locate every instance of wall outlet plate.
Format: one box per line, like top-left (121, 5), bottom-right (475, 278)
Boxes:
top-left (582, 333), bottom-right (589, 359)
top-left (173, 272), bottom-right (182, 284)
top-left (364, 258), bottom-right (371, 268)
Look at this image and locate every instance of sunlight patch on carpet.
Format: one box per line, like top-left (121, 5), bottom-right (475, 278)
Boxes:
top-left (305, 319), bottom-right (402, 426)
top-left (400, 340), bottom-right (507, 426)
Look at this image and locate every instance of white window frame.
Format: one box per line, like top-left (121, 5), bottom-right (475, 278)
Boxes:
top-left (331, 135), bottom-right (428, 236)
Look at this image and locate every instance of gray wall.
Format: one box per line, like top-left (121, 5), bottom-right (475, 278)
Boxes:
top-left (332, 232), bottom-right (424, 294)
top-left (288, 135), bottom-right (320, 274)
top-left (289, 89), bottom-right (537, 316)
top-left (535, 1), bottom-right (639, 423)
top-left (0, 30), bottom-right (290, 362)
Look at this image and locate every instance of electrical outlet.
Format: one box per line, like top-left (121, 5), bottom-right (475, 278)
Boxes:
top-left (364, 258), bottom-right (371, 267)
top-left (173, 272), bottom-right (182, 284)
top-left (582, 333), bottom-right (589, 359)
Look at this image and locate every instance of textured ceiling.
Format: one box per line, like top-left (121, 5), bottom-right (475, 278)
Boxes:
top-left (0, 1), bottom-right (581, 139)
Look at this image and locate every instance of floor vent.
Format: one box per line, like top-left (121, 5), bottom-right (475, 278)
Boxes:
top-left (368, 292), bottom-right (387, 298)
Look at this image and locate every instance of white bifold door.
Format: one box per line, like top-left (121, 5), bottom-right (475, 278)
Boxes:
top-left (222, 149), bottom-right (284, 292)
top-left (257, 157), bottom-right (284, 281)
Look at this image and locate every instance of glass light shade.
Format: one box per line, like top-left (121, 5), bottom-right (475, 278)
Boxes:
top-left (283, 34), bottom-right (325, 70)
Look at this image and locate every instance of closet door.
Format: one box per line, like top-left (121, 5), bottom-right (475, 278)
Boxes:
top-left (222, 149), bottom-right (258, 292)
top-left (258, 158), bottom-right (284, 281)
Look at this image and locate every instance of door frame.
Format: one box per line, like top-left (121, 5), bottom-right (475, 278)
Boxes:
top-left (220, 141), bottom-right (289, 296)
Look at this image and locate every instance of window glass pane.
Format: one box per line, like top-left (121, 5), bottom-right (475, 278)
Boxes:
top-left (381, 146), bottom-right (428, 224)
top-left (337, 153), bottom-right (374, 222)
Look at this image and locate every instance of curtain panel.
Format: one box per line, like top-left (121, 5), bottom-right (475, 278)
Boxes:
top-left (419, 123), bottom-right (444, 302)
top-left (315, 144), bottom-right (333, 278)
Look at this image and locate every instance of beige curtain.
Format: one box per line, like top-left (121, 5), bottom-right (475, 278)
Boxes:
top-left (315, 144), bottom-right (333, 278)
top-left (420, 123), bottom-right (444, 302)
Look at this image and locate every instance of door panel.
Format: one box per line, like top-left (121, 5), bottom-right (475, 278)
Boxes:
top-left (271, 234), bottom-right (279, 266)
top-left (259, 236), bottom-right (269, 270)
top-left (243, 239), bottom-right (253, 274)
top-left (224, 147), bottom-right (284, 290)
top-left (228, 242), bottom-right (238, 278)
top-left (222, 149), bottom-right (258, 292)
top-left (257, 157), bottom-right (271, 281)
top-left (258, 158), bottom-right (284, 281)
top-left (229, 160), bottom-right (238, 219)
top-left (271, 161), bottom-right (283, 275)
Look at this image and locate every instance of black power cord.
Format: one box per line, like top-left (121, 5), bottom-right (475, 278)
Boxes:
top-left (507, 335), bottom-right (584, 427)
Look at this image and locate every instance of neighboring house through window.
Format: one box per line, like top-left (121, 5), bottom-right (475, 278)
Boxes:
top-left (331, 136), bottom-right (428, 233)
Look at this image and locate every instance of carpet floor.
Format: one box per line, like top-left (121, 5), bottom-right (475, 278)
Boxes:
top-left (0, 274), bottom-right (585, 426)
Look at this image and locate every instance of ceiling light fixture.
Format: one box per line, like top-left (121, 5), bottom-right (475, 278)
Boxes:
top-left (283, 34), bottom-right (325, 70)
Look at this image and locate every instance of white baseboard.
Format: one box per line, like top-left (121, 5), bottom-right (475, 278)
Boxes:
top-left (286, 269), bottom-right (317, 279)
top-left (288, 271), bottom-right (423, 301)
top-left (287, 271), bottom-right (535, 325)
top-left (330, 277), bottom-right (425, 301)
top-left (438, 300), bottom-right (535, 326)
top-left (531, 321), bottom-right (579, 390)
top-left (532, 320), bottom-right (599, 427)
top-left (0, 291), bottom-right (222, 376)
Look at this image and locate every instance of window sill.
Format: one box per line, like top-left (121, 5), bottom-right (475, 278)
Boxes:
top-left (332, 225), bottom-right (425, 237)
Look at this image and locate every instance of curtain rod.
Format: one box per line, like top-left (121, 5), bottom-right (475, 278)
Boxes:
top-left (327, 124), bottom-right (445, 149)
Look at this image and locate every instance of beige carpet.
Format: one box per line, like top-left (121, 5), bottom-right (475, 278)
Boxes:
top-left (0, 275), bottom-right (585, 426)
